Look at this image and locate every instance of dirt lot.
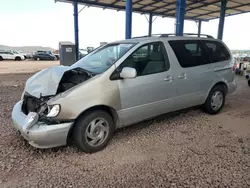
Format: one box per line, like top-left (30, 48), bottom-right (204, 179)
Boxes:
top-left (0, 60), bottom-right (59, 74)
top-left (0, 65), bottom-right (250, 187)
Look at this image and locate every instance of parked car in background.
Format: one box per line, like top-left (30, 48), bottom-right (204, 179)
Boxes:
top-left (7, 50), bottom-right (27, 59)
top-left (36, 50), bottom-right (59, 60)
top-left (0, 51), bottom-right (25, 61)
top-left (33, 52), bottom-right (57, 61)
top-left (79, 49), bottom-right (88, 59)
top-left (54, 54), bottom-right (60, 60)
top-left (25, 52), bottom-right (33, 59)
top-left (11, 34), bottom-right (237, 153)
top-left (37, 50), bottom-right (54, 55)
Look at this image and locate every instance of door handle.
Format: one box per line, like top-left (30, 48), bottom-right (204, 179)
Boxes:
top-left (164, 76), bottom-right (173, 82)
top-left (178, 73), bottom-right (187, 79)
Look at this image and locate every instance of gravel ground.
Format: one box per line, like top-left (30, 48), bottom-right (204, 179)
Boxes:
top-left (0, 73), bottom-right (250, 188)
top-left (0, 60), bottom-right (59, 74)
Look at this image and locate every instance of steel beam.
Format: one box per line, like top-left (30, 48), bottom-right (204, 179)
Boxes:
top-left (148, 13), bottom-right (153, 37)
top-left (125, 0), bottom-right (132, 39)
top-left (175, 0), bottom-right (186, 36)
top-left (217, 0), bottom-right (227, 40)
top-left (198, 20), bottom-right (202, 37)
top-left (73, 0), bottom-right (79, 60)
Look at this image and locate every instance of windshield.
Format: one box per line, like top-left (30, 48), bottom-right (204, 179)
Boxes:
top-left (71, 43), bottom-right (135, 74)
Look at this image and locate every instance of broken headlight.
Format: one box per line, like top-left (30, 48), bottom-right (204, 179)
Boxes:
top-left (47, 104), bottom-right (60, 118)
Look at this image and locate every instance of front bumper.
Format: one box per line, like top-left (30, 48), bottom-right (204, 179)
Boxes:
top-left (227, 81), bottom-right (237, 94)
top-left (11, 100), bottom-right (73, 149)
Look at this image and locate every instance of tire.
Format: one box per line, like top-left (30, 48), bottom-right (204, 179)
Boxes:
top-left (248, 80), bottom-right (250, 87)
top-left (36, 58), bottom-right (40, 61)
top-left (202, 85), bottom-right (226, 115)
top-left (72, 110), bottom-right (115, 153)
top-left (0, 56), bottom-right (3, 61)
top-left (15, 57), bottom-right (21, 61)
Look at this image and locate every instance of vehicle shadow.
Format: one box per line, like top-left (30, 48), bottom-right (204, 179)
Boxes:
top-left (25, 106), bottom-right (203, 156)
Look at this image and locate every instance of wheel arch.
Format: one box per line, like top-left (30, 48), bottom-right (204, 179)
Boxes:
top-left (67, 105), bottom-right (119, 143)
top-left (204, 81), bottom-right (228, 103)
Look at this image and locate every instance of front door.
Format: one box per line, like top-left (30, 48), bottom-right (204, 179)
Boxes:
top-left (167, 40), bottom-right (214, 109)
top-left (116, 42), bottom-right (177, 126)
top-left (5, 52), bottom-right (12, 60)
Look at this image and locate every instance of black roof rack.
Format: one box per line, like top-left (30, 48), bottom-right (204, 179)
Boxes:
top-left (160, 33), bottom-right (214, 38)
top-left (132, 33), bottom-right (214, 39)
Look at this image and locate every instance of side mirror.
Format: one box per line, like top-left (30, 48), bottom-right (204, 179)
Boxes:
top-left (120, 67), bottom-right (137, 79)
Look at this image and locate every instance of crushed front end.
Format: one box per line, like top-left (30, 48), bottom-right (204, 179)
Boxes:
top-left (11, 66), bottom-right (94, 149)
top-left (11, 99), bottom-right (73, 148)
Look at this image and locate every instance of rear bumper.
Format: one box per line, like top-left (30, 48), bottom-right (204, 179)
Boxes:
top-left (227, 81), bottom-right (237, 94)
top-left (11, 100), bottom-right (73, 149)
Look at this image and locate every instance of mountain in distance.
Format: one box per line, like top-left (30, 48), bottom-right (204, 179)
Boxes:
top-left (0, 45), bottom-right (55, 53)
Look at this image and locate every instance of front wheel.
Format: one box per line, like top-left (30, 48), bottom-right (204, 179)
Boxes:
top-left (72, 110), bottom-right (115, 153)
top-left (202, 85), bottom-right (226, 115)
top-left (15, 57), bottom-right (21, 61)
top-left (0, 56), bottom-right (3, 61)
top-left (36, 58), bottom-right (40, 61)
top-left (248, 80), bottom-right (250, 87)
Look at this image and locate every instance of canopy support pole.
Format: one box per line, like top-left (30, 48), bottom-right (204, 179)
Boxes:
top-left (175, 0), bottom-right (186, 36)
top-left (218, 0), bottom-right (227, 40)
top-left (148, 13), bottom-right (153, 36)
top-left (73, 0), bottom-right (79, 60)
top-left (125, 0), bottom-right (132, 39)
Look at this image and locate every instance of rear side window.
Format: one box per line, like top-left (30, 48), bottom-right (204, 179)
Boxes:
top-left (169, 40), bottom-right (210, 68)
top-left (203, 41), bottom-right (230, 63)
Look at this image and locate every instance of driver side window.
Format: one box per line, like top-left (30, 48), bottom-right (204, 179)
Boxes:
top-left (119, 42), bottom-right (169, 76)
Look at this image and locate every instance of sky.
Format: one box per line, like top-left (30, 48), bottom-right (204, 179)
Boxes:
top-left (0, 0), bottom-right (249, 50)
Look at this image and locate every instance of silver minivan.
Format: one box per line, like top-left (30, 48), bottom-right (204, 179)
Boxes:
top-left (12, 35), bottom-right (237, 153)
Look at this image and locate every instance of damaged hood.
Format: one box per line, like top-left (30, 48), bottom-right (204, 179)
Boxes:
top-left (25, 66), bottom-right (71, 98)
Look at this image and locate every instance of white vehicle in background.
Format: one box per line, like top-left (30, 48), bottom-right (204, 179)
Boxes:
top-left (0, 51), bottom-right (25, 61)
top-left (7, 50), bottom-right (27, 59)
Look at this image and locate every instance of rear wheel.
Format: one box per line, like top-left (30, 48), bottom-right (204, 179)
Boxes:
top-left (15, 57), bottom-right (21, 61)
top-left (202, 85), bottom-right (226, 115)
top-left (36, 57), bottom-right (40, 61)
top-left (248, 80), bottom-right (250, 87)
top-left (72, 110), bottom-right (115, 153)
top-left (0, 56), bottom-right (3, 61)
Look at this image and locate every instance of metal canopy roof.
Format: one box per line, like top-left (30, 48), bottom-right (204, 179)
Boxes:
top-left (56, 0), bottom-right (250, 21)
